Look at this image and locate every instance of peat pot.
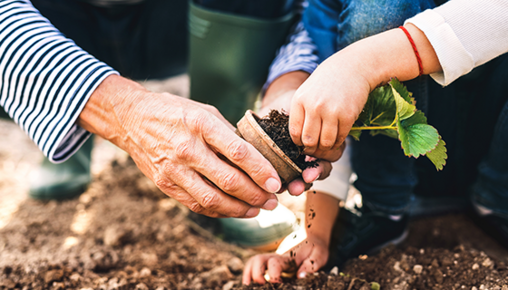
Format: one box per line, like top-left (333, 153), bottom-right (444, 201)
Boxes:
top-left (236, 110), bottom-right (302, 185)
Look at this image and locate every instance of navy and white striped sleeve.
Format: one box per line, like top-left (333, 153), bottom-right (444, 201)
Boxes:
top-left (0, 0), bottom-right (118, 163)
top-left (263, 20), bottom-right (319, 93)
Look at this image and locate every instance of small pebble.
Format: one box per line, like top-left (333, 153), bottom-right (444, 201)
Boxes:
top-left (139, 267), bottom-right (151, 277)
top-left (472, 263), bottom-right (479, 270)
top-left (329, 266), bottom-right (339, 276)
top-left (413, 265), bottom-right (423, 275)
top-left (482, 258), bottom-right (493, 267)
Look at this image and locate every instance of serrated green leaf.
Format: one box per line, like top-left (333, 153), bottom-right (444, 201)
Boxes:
top-left (392, 86), bottom-right (416, 121)
top-left (426, 138), bottom-right (447, 171)
top-left (401, 110), bottom-right (427, 127)
top-left (389, 78), bottom-right (414, 104)
top-left (398, 121), bottom-right (439, 158)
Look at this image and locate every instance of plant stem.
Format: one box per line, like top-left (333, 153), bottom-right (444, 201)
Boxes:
top-left (350, 125), bottom-right (397, 131)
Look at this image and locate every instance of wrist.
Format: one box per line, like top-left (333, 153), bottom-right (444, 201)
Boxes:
top-left (263, 71), bottom-right (310, 106)
top-left (77, 74), bottom-right (148, 147)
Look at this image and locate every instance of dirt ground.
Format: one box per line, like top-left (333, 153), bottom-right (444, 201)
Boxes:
top-left (1, 75), bottom-right (508, 290)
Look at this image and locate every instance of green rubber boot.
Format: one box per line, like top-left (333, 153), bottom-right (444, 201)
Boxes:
top-left (29, 136), bottom-right (94, 200)
top-left (220, 204), bottom-right (299, 251)
top-left (188, 1), bottom-right (295, 123)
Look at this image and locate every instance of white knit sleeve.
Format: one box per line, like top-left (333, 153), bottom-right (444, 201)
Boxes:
top-left (406, 0), bottom-right (508, 86)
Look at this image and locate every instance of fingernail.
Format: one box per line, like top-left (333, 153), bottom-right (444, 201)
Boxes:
top-left (298, 272), bottom-right (307, 279)
top-left (245, 207), bottom-right (260, 218)
top-left (312, 174), bottom-right (321, 183)
top-left (262, 198), bottom-right (278, 211)
top-left (265, 177), bottom-right (281, 193)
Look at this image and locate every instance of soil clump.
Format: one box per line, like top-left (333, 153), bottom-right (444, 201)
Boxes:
top-left (257, 110), bottom-right (317, 170)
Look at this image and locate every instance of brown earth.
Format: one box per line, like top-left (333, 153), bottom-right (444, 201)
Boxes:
top-left (1, 76), bottom-right (508, 290)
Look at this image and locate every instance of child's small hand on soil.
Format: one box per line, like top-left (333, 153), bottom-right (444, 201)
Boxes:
top-left (242, 235), bottom-right (330, 285)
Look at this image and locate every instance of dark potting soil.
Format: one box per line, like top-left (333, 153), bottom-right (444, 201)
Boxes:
top-left (257, 110), bottom-right (317, 170)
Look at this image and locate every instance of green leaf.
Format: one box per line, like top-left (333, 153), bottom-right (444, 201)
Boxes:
top-left (348, 129), bottom-right (362, 141)
top-left (426, 138), bottom-right (447, 171)
top-left (371, 282), bottom-right (381, 290)
top-left (398, 120), bottom-right (439, 158)
top-left (392, 86), bottom-right (416, 121)
top-left (357, 85), bottom-right (396, 127)
top-left (389, 78), bottom-right (414, 104)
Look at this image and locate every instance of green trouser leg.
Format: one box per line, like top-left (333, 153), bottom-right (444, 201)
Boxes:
top-left (188, 1), bottom-right (295, 124)
top-left (29, 136), bottom-right (93, 200)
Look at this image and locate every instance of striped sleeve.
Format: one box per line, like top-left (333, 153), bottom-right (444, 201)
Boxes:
top-left (263, 20), bottom-right (320, 93)
top-left (0, 0), bottom-right (118, 163)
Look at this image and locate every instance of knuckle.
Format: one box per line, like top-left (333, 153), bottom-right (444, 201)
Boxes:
top-left (217, 171), bottom-right (240, 193)
top-left (247, 192), bottom-right (265, 207)
top-left (302, 135), bottom-right (317, 147)
top-left (188, 201), bottom-right (206, 214)
top-left (226, 140), bottom-right (249, 162)
top-left (174, 138), bottom-right (195, 160)
top-left (320, 139), bottom-right (335, 150)
top-left (200, 191), bottom-right (221, 210)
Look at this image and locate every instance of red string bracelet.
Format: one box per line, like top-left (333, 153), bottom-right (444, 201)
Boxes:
top-left (399, 26), bottom-right (423, 77)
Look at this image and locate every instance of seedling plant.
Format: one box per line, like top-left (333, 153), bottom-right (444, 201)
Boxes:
top-left (348, 78), bottom-right (447, 170)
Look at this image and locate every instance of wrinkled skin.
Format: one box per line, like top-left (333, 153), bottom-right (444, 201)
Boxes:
top-left (80, 75), bottom-right (287, 218)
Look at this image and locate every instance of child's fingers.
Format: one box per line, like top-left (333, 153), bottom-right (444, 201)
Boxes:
top-left (289, 101), bottom-right (305, 147)
top-left (242, 259), bottom-right (254, 285)
top-left (266, 257), bottom-right (286, 283)
top-left (319, 118), bottom-right (339, 151)
top-left (250, 256), bottom-right (270, 285)
top-left (301, 112), bottom-right (322, 155)
top-left (297, 248), bottom-right (329, 278)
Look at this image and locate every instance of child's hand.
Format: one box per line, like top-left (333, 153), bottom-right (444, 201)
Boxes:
top-left (242, 234), bottom-right (330, 285)
top-left (288, 47), bottom-right (373, 158)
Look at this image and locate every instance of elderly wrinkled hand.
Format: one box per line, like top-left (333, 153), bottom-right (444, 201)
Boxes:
top-left (79, 75), bottom-right (283, 218)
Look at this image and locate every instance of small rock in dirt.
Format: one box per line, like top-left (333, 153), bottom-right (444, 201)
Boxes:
top-left (104, 225), bottom-right (129, 246)
top-left (472, 263), bottom-right (480, 270)
top-left (70, 273), bottom-right (81, 282)
top-left (393, 261), bottom-right (402, 272)
top-left (413, 264), bottom-right (423, 275)
top-left (139, 267), bottom-right (151, 277)
top-left (155, 287), bottom-right (165, 290)
top-left (330, 266), bottom-right (339, 276)
top-left (433, 269), bottom-right (444, 284)
top-left (52, 282), bottom-right (65, 290)
top-left (44, 269), bottom-right (64, 284)
top-left (222, 280), bottom-right (236, 290)
top-left (431, 258), bottom-right (440, 268)
top-left (135, 283), bottom-right (149, 290)
top-left (482, 258), bottom-right (493, 268)
top-left (472, 287), bottom-right (478, 290)
top-left (227, 257), bottom-right (244, 274)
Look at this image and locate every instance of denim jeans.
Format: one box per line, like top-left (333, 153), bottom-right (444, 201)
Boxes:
top-left (304, 0), bottom-right (508, 216)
